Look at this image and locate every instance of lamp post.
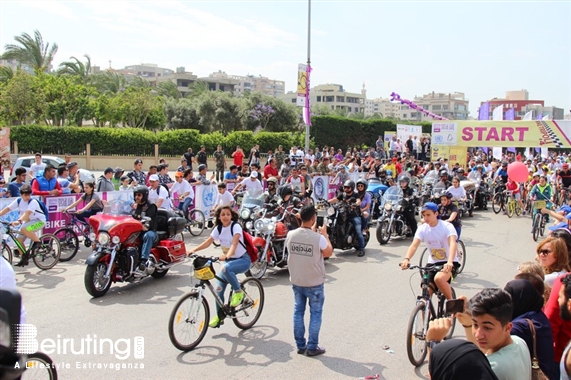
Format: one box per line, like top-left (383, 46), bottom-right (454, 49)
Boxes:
top-left (304, 0), bottom-right (311, 153)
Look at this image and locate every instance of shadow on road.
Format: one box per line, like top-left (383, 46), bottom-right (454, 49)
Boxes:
top-left (318, 354), bottom-right (385, 379)
top-left (15, 267), bottom-right (67, 290)
top-left (453, 271), bottom-right (500, 291)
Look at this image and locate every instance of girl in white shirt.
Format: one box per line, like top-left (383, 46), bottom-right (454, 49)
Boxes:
top-left (447, 177), bottom-right (467, 201)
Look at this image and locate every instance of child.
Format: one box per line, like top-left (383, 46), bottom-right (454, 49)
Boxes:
top-left (506, 178), bottom-right (525, 215)
top-left (119, 175), bottom-right (134, 191)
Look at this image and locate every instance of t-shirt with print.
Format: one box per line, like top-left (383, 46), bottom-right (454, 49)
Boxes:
top-left (57, 177), bottom-right (72, 194)
top-left (30, 163), bottom-right (46, 178)
top-left (210, 222), bottom-right (246, 258)
top-left (8, 198), bottom-right (46, 222)
top-left (486, 335), bottom-right (531, 380)
top-left (414, 220), bottom-right (458, 264)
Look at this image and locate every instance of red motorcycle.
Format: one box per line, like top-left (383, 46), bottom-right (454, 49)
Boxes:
top-left (84, 203), bottom-right (187, 297)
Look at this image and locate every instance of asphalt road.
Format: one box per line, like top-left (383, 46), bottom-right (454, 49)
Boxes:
top-left (15, 208), bottom-right (539, 380)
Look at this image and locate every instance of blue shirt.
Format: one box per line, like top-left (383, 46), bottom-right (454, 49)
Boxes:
top-left (225, 172), bottom-right (238, 181)
top-left (7, 182), bottom-right (23, 197)
top-left (57, 177), bottom-right (71, 194)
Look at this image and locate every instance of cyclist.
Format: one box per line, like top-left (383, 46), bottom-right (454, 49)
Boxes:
top-left (329, 180), bottom-right (365, 257)
top-left (558, 163), bottom-right (571, 202)
top-left (400, 202), bottom-right (458, 301)
top-left (438, 192), bottom-right (462, 239)
top-left (62, 182), bottom-right (104, 224)
top-left (495, 161), bottom-right (509, 185)
top-left (187, 205), bottom-right (251, 328)
top-left (506, 177), bottom-right (525, 215)
top-left (0, 184), bottom-right (46, 266)
top-left (170, 171), bottom-right (194, 220)
top-left (529, 174), bottom-right (554, 232)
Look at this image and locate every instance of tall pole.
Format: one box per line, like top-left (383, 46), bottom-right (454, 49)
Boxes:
top-left (304, 0), bottom-right (311, 153)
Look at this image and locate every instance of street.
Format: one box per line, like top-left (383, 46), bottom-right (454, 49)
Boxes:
top-left (16, 209), bottom-right (538, 380)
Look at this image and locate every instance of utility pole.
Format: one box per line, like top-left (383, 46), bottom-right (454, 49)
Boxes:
top-left (304, 0), bottom-right (312, 153)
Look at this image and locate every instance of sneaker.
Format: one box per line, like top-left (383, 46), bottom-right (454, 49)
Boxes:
top-left (208, 316), bottom-right (224, 328)
top-left (297, 347), bottom-right (307, 355)
top-left (15, 253), bottom-right (29, 267)
top-left (207, 220), bottom-right (214, 228)
top-left (30, 241), bottom-right (41, 252)
top-left (306, 346), bottom-right (326, 357)
top-left (230, 291), bottom-right (245, 307)
top-left (357, 250), bottom-right (365, 257)
top-left (13, 249), bottom-right (20, 258)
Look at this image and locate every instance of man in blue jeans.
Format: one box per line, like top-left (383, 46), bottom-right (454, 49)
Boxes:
top-left (286, 205), bottom-right (333, 357)
top-left (131, 186), bottom-right (158, 272)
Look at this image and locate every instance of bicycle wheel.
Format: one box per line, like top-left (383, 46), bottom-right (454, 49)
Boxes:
top-left (187, 209), bottom-right (205, 236)
top-left (53, 228), bottom-right (79, 262)
top-left (492, 193), bottom-right (503, 214)
top-left (32, 234), bottom-right (61, 270)
top-left (506, 200), bottom-right (515, 218)
top-left (25, 351), bottom-right (58, 379)
top-left (438, 288), bottom-right (457, 340)
top-left (455, 240), bottom-right (466, 275)
top-left (418, 248), bottom-right (428, 267)
top-left (1, 242), bottom-right (12, 264)
top-left (406, 302), bottom-right (428, 367)
top-left (168, 291), bottom-right (210, 351)
top-left (232, 277), bottom-right (265, 330)
top-left (540, 215), bottom-right (546, 237)
top-left (532, 213), bottom-right (541, 242)
top-left (515, 202), bottom-right (522, 217)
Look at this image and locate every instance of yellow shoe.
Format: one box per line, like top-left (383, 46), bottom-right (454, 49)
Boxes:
top-left (208, 316), bottom-right (222, 328)
top-left (230, 291), bottom-right (244, 307)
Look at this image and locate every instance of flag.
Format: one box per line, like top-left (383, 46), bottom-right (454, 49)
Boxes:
top-left (302, 65), bottom-right (312, 126)
top-left (507, 147), bottom-right (516, 153)
top-left (492, 147), bottom-right (502, 160)
top-left (296, 64), bottom-right (308, 107)
top-left (482, 147), bottom-right (488, 154)
top-left (505, 108), bottom-right (515, 120)
top-left (478, 102), bottom-right (490, 120)
top-left (536, 113), bottom-right (543, 120)
top-left (535, 148), bottom-right (540, 153)
top-left (523, 111), bottom-right (533, 120)
top-left (492, 105), bottom-right (504, 121)
top-left (541, 147), bottom-right (548, 159)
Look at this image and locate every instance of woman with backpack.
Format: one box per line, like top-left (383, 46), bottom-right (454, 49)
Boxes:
top-left (62, 182), bottom-right (104, 224)
top-left (187, 205), bottom-right (252, 328)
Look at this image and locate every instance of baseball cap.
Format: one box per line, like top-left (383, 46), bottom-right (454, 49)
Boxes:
top-left (175, 171), bottom-right (184, 178)
top-left (250, 171), bottom-right (258, 178)
top-left (149, 174), bottom-right (159, 181)
top-left (104, 167), bottom-right (114, 174)
top-left (392, 157), bottom-right (398, 162)
top-left (421, 202), bottom-right (438, 212)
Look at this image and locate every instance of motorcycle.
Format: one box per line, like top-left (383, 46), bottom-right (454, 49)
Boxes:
top-left (367, 177), bottom-right (389, 221)
top-left (460, 179), bottom-right (475, 217)
top-left (419, 171), bottom-right (438, 207)
top-left (376, 186), bottom-right (417, 245)
top-left (468, 171), bottom-right (489, 210)
top-left (322, 198), bottom-right (371, 252)
top-left (236, 191), bottom-right (266, 234)
top-left (84, 203), bottom-right (187, 298)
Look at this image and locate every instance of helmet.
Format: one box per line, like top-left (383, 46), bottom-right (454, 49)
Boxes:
top-left (385, 169), bottom-right (393, 178)
top-left (399, 176), bottom-right (410, 186)
top-left (356, 179), bottom-right (368, 191)
top-left (457, 168), bottom-right (465, 174)
top-left (476, 164), bottom-right (483, 170)
top-left (133, 185), bottom-right (149, 203)
top-left (279, 185), bottom-right (293, 200)
top-left (343, 180), bottom-right (355, 189)
top-left (439, 169), bottom-right (448, 177)
top-left (198, 164), bottom-right (207, 171)
top-left (267, 177), bottom-right (278, 185)
top-left (501, 161), bottom-right (508, 167)
top-left (441, 191), bottom-right (453, 199)
top-left (533, 172), bottom-right (540, 177)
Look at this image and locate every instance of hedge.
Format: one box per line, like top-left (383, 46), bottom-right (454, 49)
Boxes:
top-left (8, 118), bottom-right (430, 156)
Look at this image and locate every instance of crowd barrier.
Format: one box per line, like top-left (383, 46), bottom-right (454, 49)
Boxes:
top-left (0, 172), bottom-right (365, 235)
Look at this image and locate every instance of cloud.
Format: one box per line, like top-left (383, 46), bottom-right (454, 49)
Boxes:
top-left (18, 1), bottom-right (75, 19)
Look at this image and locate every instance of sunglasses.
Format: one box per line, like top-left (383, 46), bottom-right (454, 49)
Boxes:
top-left (539, 249), bottom-right (552, 256)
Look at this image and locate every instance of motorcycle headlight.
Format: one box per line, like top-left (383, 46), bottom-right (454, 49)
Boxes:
top-left (246, 221), bottom-right (253, 230)
top-left (240, 209), bottom-right (251, 220)
top-left (384, 203), bottom-right (393, 211)
top-left (97, 232), bottom-right (110, 245)
top-left (89, 232), bottom-right (96, 241)
top-left (254, 219), bottom-right (265, 232)
top-left (268, 222), bottom-right (276, 232)
top-left (327, 207), bottom-right (335, 216)
top-left (112, 236), bottom-right (121, 245)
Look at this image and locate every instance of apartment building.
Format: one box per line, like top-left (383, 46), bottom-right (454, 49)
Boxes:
top-left (402, 92), bottom-right (469, 121)
top-left (209, 71), bottom-right (285, 97)
top-left (280, 83), bottom-right (365, 115)
top-left (482, 90), bottom-right (563, 120)
top-left (364, 98), bottom-right (402, 118)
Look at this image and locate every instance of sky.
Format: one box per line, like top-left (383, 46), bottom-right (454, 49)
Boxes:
top-left (1, 0), bottom-right (570, 118)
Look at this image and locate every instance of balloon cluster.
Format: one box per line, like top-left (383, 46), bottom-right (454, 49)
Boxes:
top-left (390, 92), bottom-right (448, 120)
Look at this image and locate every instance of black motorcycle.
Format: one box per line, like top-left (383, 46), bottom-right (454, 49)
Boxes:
top-left (322, 199), bottom-right (370, 252)
top-left (468, 171), bottom-right (489, 210)
top-left (376, 186), bottom-right (417, 245)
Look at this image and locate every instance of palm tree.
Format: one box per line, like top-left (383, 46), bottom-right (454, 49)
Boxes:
top-left (58, 54), bottom-right (92, 84)
top-left (0, 66), bottom-right (14, 84)
top-left (1, 30), bottom-right (58, 73)
top-left (93, 71), bottom-right (127, 95)
top-left (157, 81), bottom-right (182, 99)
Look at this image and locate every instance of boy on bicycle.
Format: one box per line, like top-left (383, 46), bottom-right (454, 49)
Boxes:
top-left (400, 202), bottom-right (458, 300)
top-left (0, 184), bottom-right (45, 266)
top-left (529, 174), bottom-right (553, 231)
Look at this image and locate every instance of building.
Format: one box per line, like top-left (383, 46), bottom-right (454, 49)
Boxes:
top-left (0, 59), bottom-right (39, 74)
top-left (394, 92), bottom-right (469, 121)
top-left (209, 71), bottom-right (285, 97)
top-left (480, 90), bottom-right (563, 120)
top-left (118, 63), bottom-right (174, 78)
top-left (279, 83), bottom-right (365, 115)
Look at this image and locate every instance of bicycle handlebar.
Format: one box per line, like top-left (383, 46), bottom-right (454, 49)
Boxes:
top-left (187, 254), bottom-right (221, 263)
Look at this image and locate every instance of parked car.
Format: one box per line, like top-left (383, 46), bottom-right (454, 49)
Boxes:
top-left (9, 155), bottom-right (95, 184)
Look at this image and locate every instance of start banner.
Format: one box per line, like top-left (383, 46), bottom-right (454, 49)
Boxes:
top-left (431, 120), bottom-right (571, 148)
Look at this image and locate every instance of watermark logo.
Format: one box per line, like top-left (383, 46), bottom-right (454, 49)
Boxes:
top-left (15, 324), bottom-right (144, 360)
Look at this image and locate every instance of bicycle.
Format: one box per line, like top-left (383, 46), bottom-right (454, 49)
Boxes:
top-left (53, 211), bottom-right (93, 262)
top-left (178, 206), bottom-right (206, 237)
top-left (405, 264), bottom-right (456, 367)
top-left (0, 221), bottom-right (61, 269)
top-left (419, 240), bottom-right (466, 275)
top-left (168, 254), bottom-right (265, 351)
top-left (492, 188), bottom-right (507, 214)
top-left (532, 200), bottom-right (550, 242)
top-left (24, 351), bottom-right (59, 379)
top-left (505, 191), bottom-right (522, 218)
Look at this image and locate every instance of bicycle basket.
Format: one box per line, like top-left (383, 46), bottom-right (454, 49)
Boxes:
top-left (534, 200), bottom-right (547, 209)
top-left (192, 257), bottom-right (215, 280)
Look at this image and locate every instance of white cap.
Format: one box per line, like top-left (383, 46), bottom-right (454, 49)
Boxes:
top-left (149, 174), bottom-right (159, 181)
top-left (250, 171), bottom-right (258, 178)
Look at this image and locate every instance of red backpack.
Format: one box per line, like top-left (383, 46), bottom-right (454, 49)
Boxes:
top-left (217, 222), bottom-right (258, 262)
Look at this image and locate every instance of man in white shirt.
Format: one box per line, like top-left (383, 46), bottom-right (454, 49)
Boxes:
top-left (147, 174), bottom-right (171, 210)
top-left (171, 171), bottom-right (194, 219)
top-left (232, 171), bottom-right (263, 197)
top-left (212, 183), bottom-right (235, 214)
top-left (29, 152), bottom-right (46, 180)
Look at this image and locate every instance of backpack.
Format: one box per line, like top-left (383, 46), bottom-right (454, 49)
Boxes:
top-left (217, 221), bottom-right (258, 262)
top-left (17, 197), bottom-right (49, 221)
top-left (155, 183), bottom-right (170, 199)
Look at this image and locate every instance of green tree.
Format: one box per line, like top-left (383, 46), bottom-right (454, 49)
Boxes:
top-left (0, 71), bottom-right (44, 125)
top-left (0, 66), bottom-right (14, 84)
top-left (93, 71), bottom-right (126, 95)
top-left (114, 87), bottom-right (164, 129)
top-left (58, 54), bottom-right (94, 86)
top-left (163, 98), bottom-right (200, 129)
top-left (1, 30), bottom-right (58, 73)
top-left (311, 104), bottom-right (333, 116)
top-left (157, 81), bottom-right (182, 99)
